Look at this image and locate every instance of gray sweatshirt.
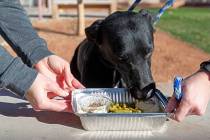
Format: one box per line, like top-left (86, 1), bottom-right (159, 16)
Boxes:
top-left (0, 0), bottom-right (53, 97)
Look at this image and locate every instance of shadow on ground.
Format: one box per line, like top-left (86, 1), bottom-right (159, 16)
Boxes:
top-left (0, 89), bottom-right (83, 130)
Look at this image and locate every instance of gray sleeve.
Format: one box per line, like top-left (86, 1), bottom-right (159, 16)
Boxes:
top-left (200, 60), bottom-right (210, 73)
top-left (0, 0), bottom-right (53, 67)
top-left (0, 46), bottom-right (37, 98)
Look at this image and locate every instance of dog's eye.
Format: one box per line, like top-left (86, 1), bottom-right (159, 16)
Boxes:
top-left (119, 55), bottom-right (129, 61)
top-left (145, 52), bottom-right (152, 59)
top-left (145, 47), bottom-right (153, 54)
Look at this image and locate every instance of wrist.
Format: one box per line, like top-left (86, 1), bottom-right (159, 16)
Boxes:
top-left (29, 47), bottom-right (54, 68)
top-left (34, 55), bottom-right (56, 69)
top-left (196, 70), bottom-right (210, 86)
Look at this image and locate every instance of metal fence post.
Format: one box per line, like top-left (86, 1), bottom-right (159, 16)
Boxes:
top-left (77, 0), bottom-right (85, 36)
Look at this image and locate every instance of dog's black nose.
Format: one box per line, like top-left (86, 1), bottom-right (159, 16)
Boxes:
top-left (129, 83), bottom-right (156, 100)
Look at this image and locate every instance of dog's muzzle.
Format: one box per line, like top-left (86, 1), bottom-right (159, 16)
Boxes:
top-left (129, 83), bottom-right (156, 100)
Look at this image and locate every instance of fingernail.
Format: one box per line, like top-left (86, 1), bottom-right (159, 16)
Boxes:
top-left (63, 91), bottom-right (69, 97)
top-left (72, 79), bottom-right (85, 88)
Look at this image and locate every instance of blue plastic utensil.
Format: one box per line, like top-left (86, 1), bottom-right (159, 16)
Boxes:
top-left (173, 76), bottom-right (184, 101)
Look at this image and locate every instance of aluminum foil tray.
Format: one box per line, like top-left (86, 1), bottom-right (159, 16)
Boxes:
top-left (72, 88), bottom-right (169, 131)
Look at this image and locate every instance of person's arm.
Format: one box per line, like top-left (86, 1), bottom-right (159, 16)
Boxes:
top-left (0, 46), bottom-right (72, 112)
top-left (0, 46), bottom-right (37, 97)
top-left (0, 0), bottom-right (53, 67)
top-left (166, 60), bottom-right (210, 122)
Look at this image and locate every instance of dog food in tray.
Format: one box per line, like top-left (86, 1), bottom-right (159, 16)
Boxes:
top-left (71, 88), bottom-right (169, 131)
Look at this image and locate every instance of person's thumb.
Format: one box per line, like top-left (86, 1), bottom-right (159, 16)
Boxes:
top-left (49, 83), bottom-right (69, 97)
top-left (166, 96), bottom-right (178, 113)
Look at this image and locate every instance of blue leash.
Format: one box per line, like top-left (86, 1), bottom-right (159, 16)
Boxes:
top-left (128, 0), bottom-right (176, 25)
top-left (154, 0), bottom-right (176, 25)
top-left (128, 0), bottom-right (142, 11)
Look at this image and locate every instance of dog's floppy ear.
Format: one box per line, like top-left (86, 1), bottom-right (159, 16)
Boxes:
top-left (139, 9), bottom-right (155, 32)
top-left (139, 9), bottom-right (153, 22)
top-left (85, 20), bottom-right (103, 44)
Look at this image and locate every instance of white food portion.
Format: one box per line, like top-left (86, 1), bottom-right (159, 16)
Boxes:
top-left (77, 95), bottom-right (112, 113)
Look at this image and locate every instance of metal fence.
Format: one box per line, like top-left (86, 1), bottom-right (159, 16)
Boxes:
top-left (20, 0), bottom-right (52, 18)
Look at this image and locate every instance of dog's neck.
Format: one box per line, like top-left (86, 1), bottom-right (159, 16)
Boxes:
top-left (99, 55), bottom-right (114, 69)
top-left (95, 46), bottom-right (124, 88)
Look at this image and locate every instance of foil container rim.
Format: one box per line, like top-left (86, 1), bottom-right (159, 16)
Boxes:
top-left (75, 112), bottom-right (170, 117)
top-left (72, 88), bottom-right (169, 117)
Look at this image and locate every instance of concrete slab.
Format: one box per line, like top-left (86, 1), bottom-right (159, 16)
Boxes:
top-left (0, 84), bottom-right (210, 140)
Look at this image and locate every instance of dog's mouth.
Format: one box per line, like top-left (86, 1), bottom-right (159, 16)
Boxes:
top-left (128, 83), bottom-right (156, 100)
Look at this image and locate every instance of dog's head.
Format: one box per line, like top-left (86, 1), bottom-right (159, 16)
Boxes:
top-left (85, 10), bottom-right (156, 100)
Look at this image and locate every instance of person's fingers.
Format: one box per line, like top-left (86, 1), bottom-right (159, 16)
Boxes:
top-left (63, 64), bottom-right (85, 89)
top-left (189, 103), bottom-right (207, 116)
top-left (56, 99), bottom-right (72, 112)
top-left (29, 93), bottom-right (72, 112)
top-left (174, 100), bottom-right (192, 122)
top-left (72, 78), bottom-right (85, 89)
top-left (63, 89), bottom-right (72, 100)
top-left (64, 64), bottom-right (74, 87)
top-left (34, 99), bottom-right (72, 112)
top-left (47, 99), bottom-right (72, 112)
top-left (64, 95), bottom-right (71, 100)
top-left (186, 109), bottom-right (195, 116)
top-left (47, 92), bottom-right (57, 99)
top-left (166, 96), bottom-right (178, 113)
top-left (57, 75), bottom-right (65, 89)
top-left (48, 83), bottom-right (69, 97)
top-left (26, 95), bottom-right (42, 112)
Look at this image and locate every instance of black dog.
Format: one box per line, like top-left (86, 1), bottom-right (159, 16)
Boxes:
top-left (71, 10), bottom-right (156, 100)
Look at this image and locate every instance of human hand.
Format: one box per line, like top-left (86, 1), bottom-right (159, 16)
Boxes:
top-left (34, 55), bottom-right (84, 94)
top-left (166, 70), bottom-right (210, 122)
top-left (26, 73), bottom-right (72, 112)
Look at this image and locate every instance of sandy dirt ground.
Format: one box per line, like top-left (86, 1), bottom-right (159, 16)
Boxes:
top-left (3, 18), bottom-right (210, 83)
